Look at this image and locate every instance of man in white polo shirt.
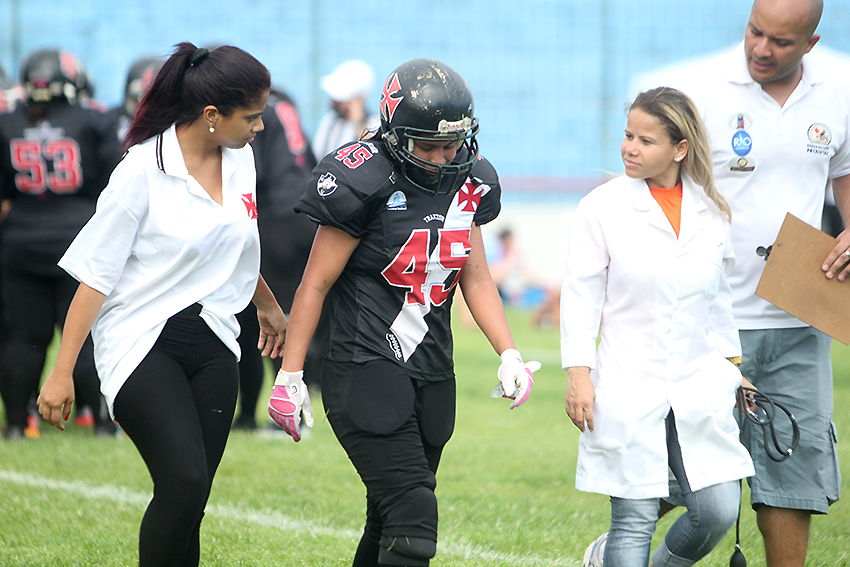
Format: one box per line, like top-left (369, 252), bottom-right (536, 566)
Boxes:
top-left (670, 1), bottom-right (850, 566)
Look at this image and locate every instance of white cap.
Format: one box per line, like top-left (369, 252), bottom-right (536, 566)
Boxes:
top-left (320, 60), bottom-right (374, 102)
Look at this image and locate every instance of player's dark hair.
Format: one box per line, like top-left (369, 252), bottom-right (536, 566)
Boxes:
top-left (630, 86), bottom-right (731, 220)
top-left (123, 42), bottom-right (270, 151)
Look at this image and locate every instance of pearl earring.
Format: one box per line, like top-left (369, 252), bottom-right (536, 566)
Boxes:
top-left (209, 122), bottom-right (215, 133)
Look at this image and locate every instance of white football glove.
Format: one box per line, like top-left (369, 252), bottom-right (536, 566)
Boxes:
top-left (268, 369), bottom-right (314, 442)
top-left (491, 349), bottom-right (540, 409)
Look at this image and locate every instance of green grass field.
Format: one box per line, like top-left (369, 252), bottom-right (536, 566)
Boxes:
top-left (1, 309), bottom-right (849, 566)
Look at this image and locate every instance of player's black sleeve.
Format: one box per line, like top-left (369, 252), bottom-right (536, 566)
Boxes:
top-left (101, 106), bottom-right (129, 174)
top-left (252, 91), bottom-right (317, 216)
top-left (90, 107), bottom-right (121, 189)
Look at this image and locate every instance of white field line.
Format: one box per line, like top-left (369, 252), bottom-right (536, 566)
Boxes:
top-left (0, 470), bottom-right (579, 566)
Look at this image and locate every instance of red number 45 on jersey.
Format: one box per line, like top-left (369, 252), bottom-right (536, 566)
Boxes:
top-left (382, 228), bottom-right (471, 307)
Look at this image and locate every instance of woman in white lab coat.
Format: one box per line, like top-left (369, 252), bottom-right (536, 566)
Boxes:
top-left (561, 87), bottom-right (754, 567)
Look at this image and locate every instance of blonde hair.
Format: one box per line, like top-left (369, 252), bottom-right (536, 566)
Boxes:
top-left (630, 87), bottom-right (731, 220)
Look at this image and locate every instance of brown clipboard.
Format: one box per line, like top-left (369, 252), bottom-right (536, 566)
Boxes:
top-left (755, 212), bottom-right (850, 344)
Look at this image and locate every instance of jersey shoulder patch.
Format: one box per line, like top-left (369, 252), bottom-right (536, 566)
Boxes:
top-left (296, 140), bottom-right (395, 236)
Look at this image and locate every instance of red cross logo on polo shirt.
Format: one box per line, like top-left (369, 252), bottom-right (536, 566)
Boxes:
top-left (457, 181), bottom-right (482, 212)
top-left (380, 73), bottom-right (403, 122)
top-left (242, 193), bottom-right (258, 219)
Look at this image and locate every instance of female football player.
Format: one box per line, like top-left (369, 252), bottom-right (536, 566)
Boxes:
top-left (561, 87), bottom-right (754, 567)
top-left (37, 42), bottom-right (286, 567)
top-left (268, 58), bottom-right (539, 567)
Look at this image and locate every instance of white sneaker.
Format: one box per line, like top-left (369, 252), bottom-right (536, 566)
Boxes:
top-left (582, 532), bottom-right (607, 567)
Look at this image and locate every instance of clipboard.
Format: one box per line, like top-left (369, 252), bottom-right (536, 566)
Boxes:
top-left (755, 212), bottom-right (850, 344)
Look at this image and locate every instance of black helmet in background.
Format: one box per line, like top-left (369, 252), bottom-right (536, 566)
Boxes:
top-left (123, 56), bottom-right (162, 116)
top-left (20, 48), bottom-right (87, 104)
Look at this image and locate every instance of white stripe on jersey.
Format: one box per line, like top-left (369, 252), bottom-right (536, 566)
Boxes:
top-left (390, 180), bottom-right (492, 361)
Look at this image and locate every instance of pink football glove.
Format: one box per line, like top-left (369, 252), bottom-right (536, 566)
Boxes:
top-left (268, 369), bottom-right (314, 441)
top-left (491, 349), bottom-right (540, 409)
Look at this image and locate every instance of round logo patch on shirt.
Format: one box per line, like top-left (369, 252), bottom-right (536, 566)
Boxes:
top-left (727, 112), bottom-right (754, 130)
top-left (731, 130), bottom-right (753, 157)
top-left (807, 123), bottom-right (831, 145)
top-left (728, 156), bottom-right (756, 172)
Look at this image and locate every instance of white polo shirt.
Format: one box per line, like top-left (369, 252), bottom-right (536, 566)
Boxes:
top-left (671, 44), bottom-right (850, 329)
top-left (59, 124), bottom-right (261, 415)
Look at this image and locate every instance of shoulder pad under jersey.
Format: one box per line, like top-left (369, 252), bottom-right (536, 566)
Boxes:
top-left (296, 140), bottom-right (396, 234)
top-left (471, 155), bottom-right (499, 187)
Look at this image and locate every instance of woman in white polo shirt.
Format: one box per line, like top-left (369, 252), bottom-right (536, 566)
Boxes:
top-left (36, 42), bottom-right (285, 567)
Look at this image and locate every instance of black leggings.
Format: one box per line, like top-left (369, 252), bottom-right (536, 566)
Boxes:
top-left (112, 304), bottom-right (238, 567)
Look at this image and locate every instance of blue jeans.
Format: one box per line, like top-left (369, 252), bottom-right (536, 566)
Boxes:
top-left (604, 412), bottom-right (741, 567)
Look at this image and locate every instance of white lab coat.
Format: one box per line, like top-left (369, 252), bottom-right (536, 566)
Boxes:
top-left (560, 173), bottom-right (754, 499)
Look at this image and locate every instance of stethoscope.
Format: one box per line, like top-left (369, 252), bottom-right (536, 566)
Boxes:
top-left (729, 385), bottom-right (800, 567)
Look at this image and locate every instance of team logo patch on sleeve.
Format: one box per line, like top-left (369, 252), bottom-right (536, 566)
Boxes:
top-left (317, 172), bottom-right (338, 197)
top-left (386, 190), bottom-right (407, 211)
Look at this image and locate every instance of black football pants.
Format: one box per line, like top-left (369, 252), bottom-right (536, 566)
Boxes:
top-left (0, 242), bottom-right (104, 430)
top-left (322, 359), bottom-right (456, 567)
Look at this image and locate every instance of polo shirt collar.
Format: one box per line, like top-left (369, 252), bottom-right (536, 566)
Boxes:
top-left (727, 42), bottom-right (756, 86)
top-left (156, 124), bottom-right (189, 179)
top-left (800, 47), bottom-right (826, 86)
top-left (156, 123), bottom-right (239, 188)
top-left (726, 41), bottom-right (824, 88)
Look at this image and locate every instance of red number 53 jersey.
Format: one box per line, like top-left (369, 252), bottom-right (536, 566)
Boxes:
top-left (0, 102), bottom-right (113, 248)
top-left (296, 139), bottom-right (501, 380)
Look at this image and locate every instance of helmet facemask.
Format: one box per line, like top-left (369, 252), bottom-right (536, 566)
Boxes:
top-left (383, 118), bottom-right (479, 195)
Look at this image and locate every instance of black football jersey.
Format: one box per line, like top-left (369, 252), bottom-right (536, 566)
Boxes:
top-left (296, 139), bottom-right (501, 379)
top-left (252, 90), bottom-right (317, 217)
top-left (0, 101), bottom-right (114, 246)
top-left (102, 105), bottom-right (133, 173)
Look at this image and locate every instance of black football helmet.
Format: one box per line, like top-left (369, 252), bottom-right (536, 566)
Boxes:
top-left (20, 48), bottom-right (85, 104)
top-left (379, 58), bottom-right (479, 194)
top-left (124, 56), bottom-right (162, 115)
